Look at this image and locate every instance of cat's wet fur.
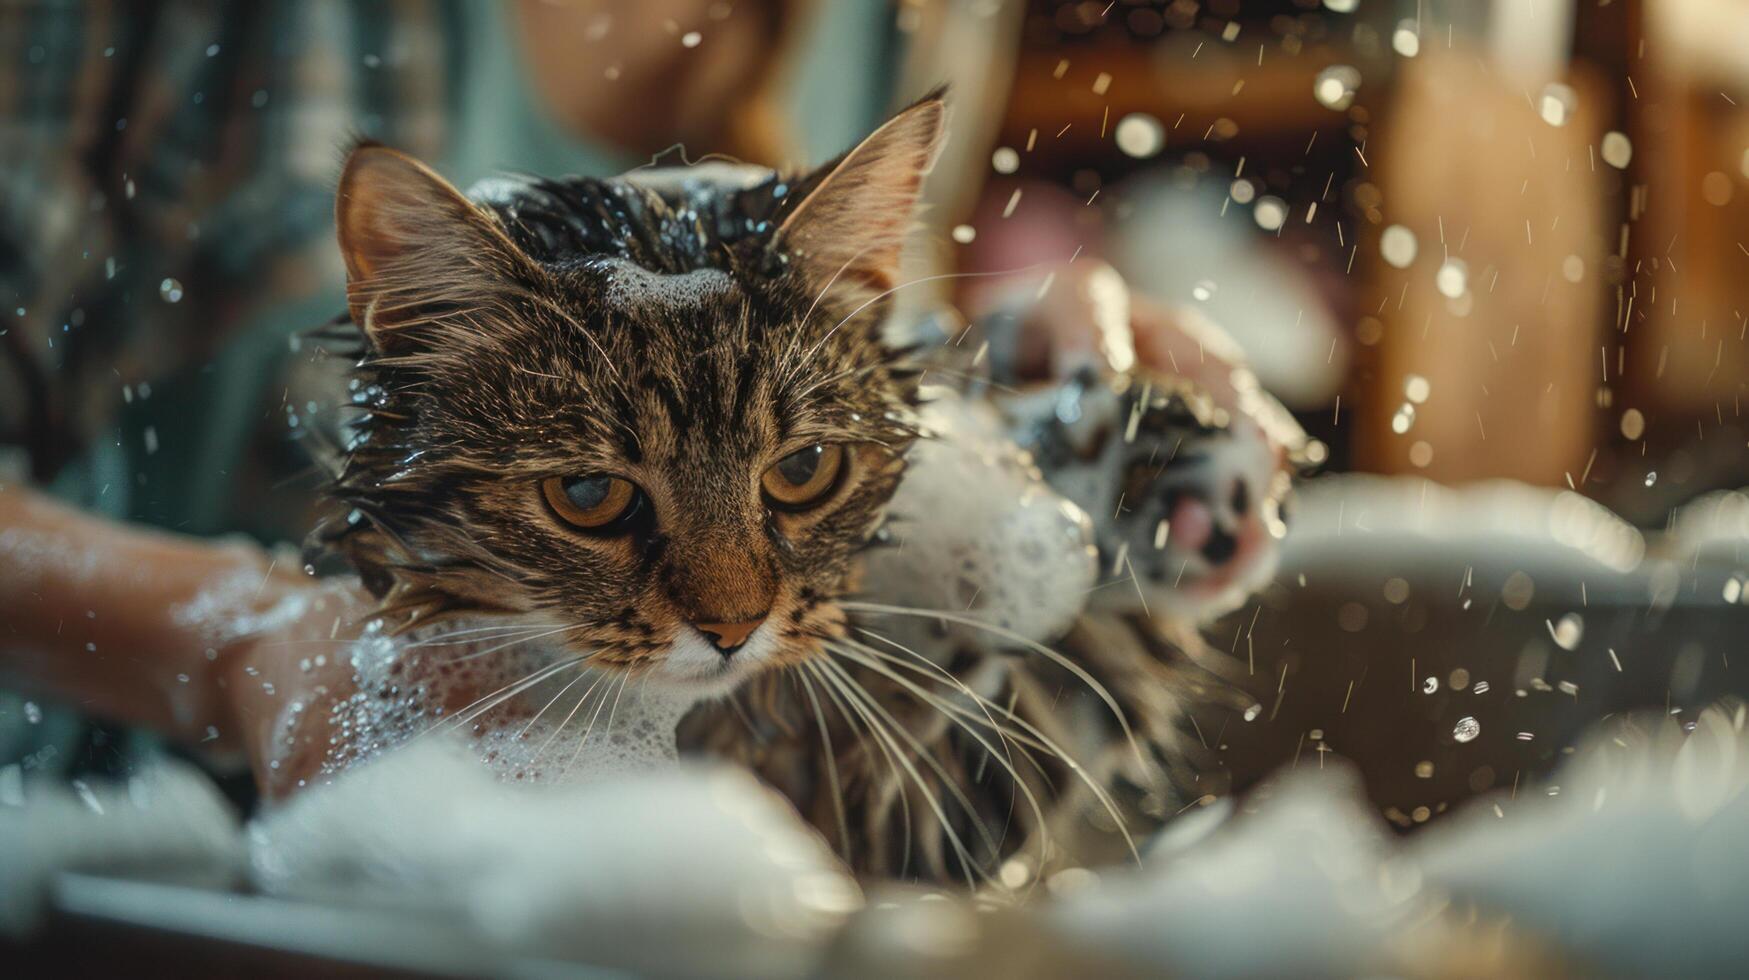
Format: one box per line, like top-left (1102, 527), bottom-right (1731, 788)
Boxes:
top-left (313, 92), bottom-right (1243, 884)
top-left (317, 95), bottom-right (944, 698)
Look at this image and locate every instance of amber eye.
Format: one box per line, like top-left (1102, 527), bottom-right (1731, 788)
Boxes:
top-left (541, 475), bottom-right (640, 531)
top-left (762, 444), bottom-right (846, 510)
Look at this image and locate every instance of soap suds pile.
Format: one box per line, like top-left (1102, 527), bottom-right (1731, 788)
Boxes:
top-left (251, 743), bottom-right (858, 978)
top-left (3, 702), bottom-right (1746, 976)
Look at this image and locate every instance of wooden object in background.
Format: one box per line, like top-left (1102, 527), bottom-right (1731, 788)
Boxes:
top-left (1359, 51), bottom-right (1606, 488)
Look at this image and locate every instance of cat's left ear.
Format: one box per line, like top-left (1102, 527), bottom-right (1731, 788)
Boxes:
top-left (775, 89), bottom-right (946, 295)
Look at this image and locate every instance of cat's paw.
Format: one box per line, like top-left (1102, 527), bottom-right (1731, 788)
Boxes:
top-left (1000, 358), bottom-right (1309, 624)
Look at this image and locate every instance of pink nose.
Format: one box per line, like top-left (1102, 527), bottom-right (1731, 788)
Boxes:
top-left (696, 617), bottom-right (765, 651)
top-left (1168, 495), bottom-right (1216, 554)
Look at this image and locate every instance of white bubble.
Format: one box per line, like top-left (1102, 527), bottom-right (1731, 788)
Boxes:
top-left (1645, 470), bottom-right (1658, 487)
top-left (1114, 113), bottom-right (1165, 159)
top-left (1725, 577), bottom-right (1743, 603)
top-left (1562, 254), bottom-right (1585, 282)
top-left (681, 31), bottom-right (702, 48)
top-left (1229, 178), bottom-right (1256, 204)
top-left (951, 224), bottom-right (976, 244)
top-left (1601, 131), bottom-right (1633, 169)
top-left (1381, 224), bottom-right (1417, 268)
top-left (1391, 403), bottom-right (1416, 434)
top-left (1539, 83), bottom-right (1577, 127)
top-left (1253, 196), bottom-right (1288, 231)
top-left (159, 278), bottom-right (184, 303)
top-left (1243, 703), bottom-right (1262, 722)
top-left (1422, 676), bottom-right (1439, 694)
top-left (1620, 407), bottom-right (1645, 440)
top-left (1453, 716), bottom-right (1481, 743)
top-left (1313, 65), bottom-right (1361, 110)
top-left (1435, 257), bottom-right (1468, 298)
top-left (1404, 374), bottom-right (1431, 404)
top-left (1551, 613), bottom-right (1583, 650)
top-left (1192, 280), bottom-right (1218, 302)
top-left (1392, 21), bottom-right (1420, 57)
top-left (991, 146), bottom-right (1020, 174)
top-left (1323, 0), bottom-right (1358, 10)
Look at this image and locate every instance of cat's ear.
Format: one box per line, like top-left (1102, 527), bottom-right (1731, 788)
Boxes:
top-left (336, 143), bottom-right (534, 350)
top-left (775, 90), bottom-right (946, 295)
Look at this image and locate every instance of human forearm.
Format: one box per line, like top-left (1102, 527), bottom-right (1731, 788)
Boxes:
top-left (0, 483), bottom-right (283, 747)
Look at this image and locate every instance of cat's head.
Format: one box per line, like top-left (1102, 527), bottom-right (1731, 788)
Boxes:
top-left (321, 95), bottom-right (945, 695)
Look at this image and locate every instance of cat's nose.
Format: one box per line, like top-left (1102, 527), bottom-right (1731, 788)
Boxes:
top-left (696, 616), bottom-right (767, 653)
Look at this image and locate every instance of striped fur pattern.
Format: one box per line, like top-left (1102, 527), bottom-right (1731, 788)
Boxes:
top-left (316, 91), bottom-right (1260, 884)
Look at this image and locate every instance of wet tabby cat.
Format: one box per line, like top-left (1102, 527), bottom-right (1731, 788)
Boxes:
top-left (317, 91), bottom-right (1282, 883)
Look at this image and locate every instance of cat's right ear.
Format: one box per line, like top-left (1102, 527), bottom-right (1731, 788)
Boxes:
top-left (774, 90), bottom-right (947, 298)
top-left (336, 144), bottom-right (532, 351)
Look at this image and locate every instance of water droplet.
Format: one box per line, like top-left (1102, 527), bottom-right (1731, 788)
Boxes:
top-left (71, 779), bottom-right (105, 815)
top-left (158, 278), bottom-right (184, 303)
top-left (1253, 196), bottom-right (1288, 231)
top-left (1435, 258), bottom-right (1469, 298)
top-left (1453, 716), bottom-right (1481, 743)
top-left (1114, 112), bottom-right (1165, 159)
top-left (1313, 65), bottom-right (1361, 110)
top-left (1381, 224), bottom-right (1418, 268)
top-left (1551, 613), bottom-right (1584, 650)
top-left (1539, 83), bottom-right (1578, 127)
top-left (1502, 570), bottom-right (1535, 610)
top-left (1392, 21), bottom-right (1421, 57)
top-left (1601, 131), bottom-right (1633, 169)
top-left (1404, 374), bottom-right (1431, 403)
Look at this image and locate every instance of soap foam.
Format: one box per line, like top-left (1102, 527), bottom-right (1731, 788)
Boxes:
top-left (292, 620), bottom-right (699, 789)
top-left (861, 393), bottom-right (1098, 657)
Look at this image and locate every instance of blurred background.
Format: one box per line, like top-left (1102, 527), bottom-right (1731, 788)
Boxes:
top-left (7, 0), bottom-right (1747, 534)
top-left (3, 0), bottom-right (1749, 972)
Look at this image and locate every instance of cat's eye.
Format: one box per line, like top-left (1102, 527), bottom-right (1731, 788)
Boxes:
top-left (762, 444), bottom-right (846, 511)
top-left (541, 474), bottom-right (641, 531)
